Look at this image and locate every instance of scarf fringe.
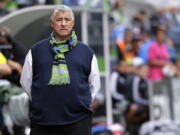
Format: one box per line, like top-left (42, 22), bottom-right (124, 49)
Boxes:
top-left (48, 76), bottom-right (70, 85)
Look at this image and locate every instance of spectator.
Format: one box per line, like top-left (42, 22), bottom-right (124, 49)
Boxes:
top-left (131, 36), bottom-right (141, 57)
top-left (111, 58), bottom-right (149, 135)
top-left (148, 25), bottom-right (172, 80)
top-left (110, 0), bottom-right (129, 42)
top-left (149, 9), bottom-right (167, 35)
top-left (116, 28), bottom-right (134, 64)
top-left (132, 9), bottom-right (147, 38)
top-left (125, 57), bottom-right (149, 135)
top-left (166, 38), bottom-right (177, 63)
top-left (138, 31), bottom-right (153, 63)
top-left (0, 27), bottom-right (26, 135)
top-left (0, 27), bottom-right (26, 86)
top-left (165, 5), bottom-right (179, 25)
top-left (111, 60), bottom-right (134, 112)
top-left (110, 0), bottom-right (125, 26)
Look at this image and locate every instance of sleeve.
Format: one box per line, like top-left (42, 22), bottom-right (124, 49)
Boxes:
top-left (20, 50), bottom-right (32, 100)
top-left (111, 72), bottom-right (125, 101)
top-left (132, 76), bottom-right (148, 105)
top-left (88, 54), bottom-right (101, 100)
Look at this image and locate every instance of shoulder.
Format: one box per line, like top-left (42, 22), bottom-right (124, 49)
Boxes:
top-left (111, 71), bottom-right (119, 78)
top-left (117, 40), bottom-right (124, 48)
top-left (77, 41), bottom-right (94, 54)
top-left (150, 41), bottom-right (157, 47)
top-left (31, 38), bottom-right (50, 49)
top-left (31, 38), bottom-right (51, 57)
top-left (148, 42), bottom-right (157, 50)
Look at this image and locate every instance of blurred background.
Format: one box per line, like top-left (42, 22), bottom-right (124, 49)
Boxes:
top-left (0, 0), bottom-right (180, 135)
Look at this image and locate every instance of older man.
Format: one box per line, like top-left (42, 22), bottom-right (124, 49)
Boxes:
top-left (20, 5), bottom-right (100, 135)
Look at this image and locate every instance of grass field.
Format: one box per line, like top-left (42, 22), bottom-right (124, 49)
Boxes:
top-left (97, 45), bottom-right (117, 72)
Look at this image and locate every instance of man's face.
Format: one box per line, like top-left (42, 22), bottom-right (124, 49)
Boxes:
top-left (51, 11), bottom-right (74, 40)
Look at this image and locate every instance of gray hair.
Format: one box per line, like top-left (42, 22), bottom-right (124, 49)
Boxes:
top-left (50, 5), bottom-right (74, 21)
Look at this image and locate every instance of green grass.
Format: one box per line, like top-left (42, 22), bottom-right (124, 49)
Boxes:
top-left (97, 45), bottom-right (118, 73)
top-left (110, 45), bottom-right (118, 59)
top-left (97, 56), bottom-right (105, 72)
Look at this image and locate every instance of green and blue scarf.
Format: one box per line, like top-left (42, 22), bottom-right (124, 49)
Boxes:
top-left (48, 31), bottom-right (78, 85)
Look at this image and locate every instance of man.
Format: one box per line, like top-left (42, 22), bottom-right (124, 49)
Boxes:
top-left (0, 29), bottom-right (26, 135)
top-left (132, 9), bottom-right (146, 38)
top-left (20, 5), bottom-right (100, 135)
top-left (0, 27), bottom-right (26, 86)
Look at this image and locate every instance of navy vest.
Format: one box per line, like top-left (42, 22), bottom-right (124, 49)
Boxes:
top-left (30, 38), bottom-right (93, 125)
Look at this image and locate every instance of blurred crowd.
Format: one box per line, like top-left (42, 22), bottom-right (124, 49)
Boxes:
top-left (108, 0), bottom-right (180, 135)
top-left (0, 0), bottom-right (107, 17)
top-left (110, 0), bottom-right (180, 79)
top-left (0, 0), bottom-right (180, 135)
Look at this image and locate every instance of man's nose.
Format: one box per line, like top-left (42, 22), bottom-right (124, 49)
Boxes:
top-left (61, 19), bottom-right (66, 25)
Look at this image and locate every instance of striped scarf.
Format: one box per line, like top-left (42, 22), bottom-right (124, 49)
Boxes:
top-left (48, 31), bottom-right (78, 85)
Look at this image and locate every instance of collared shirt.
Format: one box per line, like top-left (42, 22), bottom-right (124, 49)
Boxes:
top-left (20, 50), bottom-right (101, 100)
top-left (148, 41), bottom-right (169, 80)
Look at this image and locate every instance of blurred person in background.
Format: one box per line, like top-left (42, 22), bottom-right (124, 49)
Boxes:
top-left (165, 5), bottom-right (180, 52)
top-left (116, 28), bottom-right (134, 63)
top-left (111, 58), bottom-right (149, 135)
top-left (0, 27), bottom-right (26, 86)
top-left (20, 5), bottom-right (100, 135)
top-left (0, 48), bottom-right (9, 135)
top-left (138, 30), bottom-right (153, 64)
top-left (131, 9), bottom-right (147, 39)
top-left (165, 5), bottom-right (179, 25)
top-left (125, 57), bottom-right (149, 135)
top-left (166, 38), bottom-right (177, 63)
top-left (110, 0), bottom-right (125, 26)
top-left (147, 25), bottom-right (173, 80)
top-left (149, 8), bottom-right (168, 36)
top-left (116, 28), bottom-right (140, 65)
top-left (0, 27), bottom-right (26, 135)
top-left (110, 0), bottom-right (129, 42)
top-left (130, 37), bottom-right (141, 57)
top-left (111, 60), bottom-right (134, 114)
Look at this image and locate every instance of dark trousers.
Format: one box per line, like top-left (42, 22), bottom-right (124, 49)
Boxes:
top-left (30, 115), bottom-right (92, 135)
